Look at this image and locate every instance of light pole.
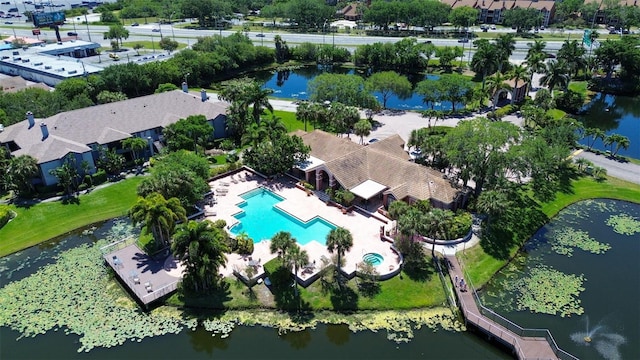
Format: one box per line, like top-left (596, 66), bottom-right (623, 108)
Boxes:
top-left (169, 12), bottom-right (176, 40)
top-left (84, 12), bottom-right (92, 41)
top-left (323, 19), bottom-right (327, 46)
top-left (184, 72), bottom-right (190, 86)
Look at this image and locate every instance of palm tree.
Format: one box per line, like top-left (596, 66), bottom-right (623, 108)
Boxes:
top-left (171, 220), bottom-right (229, 292)
top-left (485, 72), bottom-right (513, 111)
top-left (494, 34), bottom-right (516, 72)
top-left (286, 244), bottom-right (309, 296)
top-left (574, 157), bottom-right (592, 172)
top-left (121, 137), bottom-right (148, 164)
top-left (526, 39), bottom-right (547, 60)
top-left (295, 101), bottom-right (313, 132)
top-left (5, 155), bottom-right (38, 197)
top-left (557, 40), bottom-right (586, 78)
top-left (261, 115), bottom-right (287, 140)
top-left (353, 119), bottom-right (372, 144)
top-left (476, 190), bottom-right (510, 226)
top-left (129, 192), bottom-right (187, 249)
top-left (508, 64), bottom-right (528, 105)
top-left (605, 134), bottom-right (630, 156)
top-left (270, 231), bottom-right (296, 261)
top-left (539, 60), bottom-right (571, 96)
top-left (423, 209), bottom-right (453, 257)
top-left (584, 127), bottom-right (605, 151)
top-left (524, 51), bottom-right (547, 90)
top-left (243, 82), bottom-right (274, 125)
top-left (326, 227), bottom-right (353, 286)
top-left (241, 123), bottom-right (268, 147)
top-left (470, 45), bottom-right (499, 90)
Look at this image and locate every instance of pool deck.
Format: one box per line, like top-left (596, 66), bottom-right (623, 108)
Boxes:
top-left (206, 170), bottom-right (400, 283)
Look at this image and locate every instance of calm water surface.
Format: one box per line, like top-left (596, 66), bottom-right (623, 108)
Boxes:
top-left (254, 66), bottom-right (457, 111)
top-left (578, 93), bottom-right (640, 159)
top-left (481, 199), bottom-right (640, 360)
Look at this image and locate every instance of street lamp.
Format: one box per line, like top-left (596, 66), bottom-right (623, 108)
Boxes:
top-left (184, 72), bottom-right (190, 85)
top-left (169, 12), bottom-right (176, 40)
top-left (323, 19), bottom-right (328, 45)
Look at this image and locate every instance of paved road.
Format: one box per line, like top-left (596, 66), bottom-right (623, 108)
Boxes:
top-left (573, 150), bottom-right (640, 185)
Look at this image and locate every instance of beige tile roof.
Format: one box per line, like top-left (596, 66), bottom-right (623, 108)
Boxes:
top-left (452, 0), bottom-right (479, 8)
top-left (298, 130), bottom-right (458, 206)
top-left (528, 1), bottom-right (555, 10)
top-left (0, 90), bottom-right (229, 164)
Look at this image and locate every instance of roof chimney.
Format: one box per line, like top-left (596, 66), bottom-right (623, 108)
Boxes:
top-left (200, 89), bottom-right (209, 102)
top-left (40, 122), bottom-right (49, 140)
top-left (182, 81), bottom-right (188, 93)
top-left (26, 111), bottom-right (35, 128)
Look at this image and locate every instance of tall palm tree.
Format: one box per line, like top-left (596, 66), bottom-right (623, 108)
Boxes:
top-left (424, 209), bottom-right (453, 257)
top-left (494, 33), bottom-right (516, 72)
top-left (539, 60), bottom-right (571, 96)
top-left (286, 244), bottom-right (309, 296)
top-left (270, 231), bottom-right (296, 262)
top-left (470, 45), bottom-right (499, 90)
top-left (485, 72), bottom-right (513, 111)
top-left (524, 51), bottom-right (547, 90)
top-left (354, 119), bottom-right (372, 144)
top-left (584, 127), bottom-right (606, 151)
top-left (5, 154), bottom-right (38, 197)
top-left (295, 101), bottom-right (313, 132)
top-left (526, 39), bottom-right (547, 61)
top-left (557, 40), bottom-right (586, 78)
top-left (605, 134), bottom-right (630, 156)
top-left (508, 64), bottom-right (529, 105)
top-left (171, 220), bottom-right (229, 292)
top-left (326, 227), bottom-right (353, 286)
top-left (243, 82), bottom-right (274, 125)
top-left (129, 192), bottom-right (187, 249)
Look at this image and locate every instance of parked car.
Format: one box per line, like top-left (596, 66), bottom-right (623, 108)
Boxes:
top-left (1, 2), bottom-right (11, 5)
top-left (131, 22), bottom-right (139, 26)
top-left (255, 33), bottom-right (265, 37)
top-left (457, 38), bottom-right (469, 43)
top-left (151, 28), bottom-right (160, 32)
top-left (67, 31), bottom-right (78, 36)
top-left (368, 138), bottom-right (379, 144)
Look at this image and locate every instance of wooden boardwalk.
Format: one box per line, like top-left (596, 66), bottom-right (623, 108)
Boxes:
top-left (446, 255), bottom-right (576, 360)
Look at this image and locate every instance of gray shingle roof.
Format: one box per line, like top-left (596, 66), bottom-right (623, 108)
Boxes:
top-left (0, 90), bottom-right (229, 164)
top-left (298, 130), bottom-right (458, 205)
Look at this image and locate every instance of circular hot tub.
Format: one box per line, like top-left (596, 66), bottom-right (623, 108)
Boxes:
top-left (362, 252), bottom-right (384, 266)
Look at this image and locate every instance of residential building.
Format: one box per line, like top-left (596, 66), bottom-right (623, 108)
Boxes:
top-left (291, 130), bottom-right (468, 210)
top-left (0, 89), bottom-right (229, 186)
top-left (441, 0), bottom-right (556, 27)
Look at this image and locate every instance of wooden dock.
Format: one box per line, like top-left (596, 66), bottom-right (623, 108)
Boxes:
top-left (446, 255), bottom-right (577, 360)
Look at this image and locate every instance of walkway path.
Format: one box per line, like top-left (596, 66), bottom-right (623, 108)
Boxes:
top-left (446, 255), bottom-right (572, 360)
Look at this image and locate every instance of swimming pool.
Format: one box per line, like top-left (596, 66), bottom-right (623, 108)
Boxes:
top-left (229, 188), bottom-right (336, 245)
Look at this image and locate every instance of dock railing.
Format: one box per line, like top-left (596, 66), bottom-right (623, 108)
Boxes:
top-left (458, 256), bottom-right (579, 360)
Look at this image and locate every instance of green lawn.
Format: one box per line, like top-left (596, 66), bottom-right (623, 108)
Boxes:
top-left (462, 176), bottom-right (640, 288)
top-left (121, 41), bottom-right (188, 52)
top-left (272, 109), bottom-right (316, 132)
top-left (0, 177), bottom-right (144, 257)
top-left (546, 108), bottom-right (567, 120)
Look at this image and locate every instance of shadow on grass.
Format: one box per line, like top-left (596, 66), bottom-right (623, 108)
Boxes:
top-left (329, 284), bottom-right (359, 312)
top-left (269, 265), bottom-right (312, 313)
top-left (357, 279), bottom-right (381, 298)
top-left (482, 192), bottom-right (549, 260)
top-left (174, 280), bottom-right (234, 310)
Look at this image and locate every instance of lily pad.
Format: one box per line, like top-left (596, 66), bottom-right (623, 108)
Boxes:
top-left (606, 214), bottom-right (640, 236)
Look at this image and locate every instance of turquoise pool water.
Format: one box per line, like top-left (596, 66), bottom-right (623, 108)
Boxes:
top-left (362, 253), bottom-right (384, 266)
top-left (229, 188), bottom-right (335, 245)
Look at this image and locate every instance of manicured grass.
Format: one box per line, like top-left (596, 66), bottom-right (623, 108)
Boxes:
top-left (121, 41), bottom-right (188, 51)
top-left (546, 108), bottom-right (567, 120)
top-left (568, 81), bottom-right (588, 96)
top-left (0, 177), bottom-right (144, 257)
top-left (272, 109), bottom-right (316, 132)
top-left (462, 175), bottom-right (640, 288)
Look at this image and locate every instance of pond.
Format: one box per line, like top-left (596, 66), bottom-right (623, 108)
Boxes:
top-left (480, 199), bottom-right (640, 360)
top-left (577, 93), bottom-right (640, 159)
top-left (0, 219), bottom-right (509, 359)
top-left (251, 65), bottom-right (457, 111)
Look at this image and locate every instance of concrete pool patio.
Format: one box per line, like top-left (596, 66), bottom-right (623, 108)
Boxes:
top-left (204, 169), bottom-right (402, 285)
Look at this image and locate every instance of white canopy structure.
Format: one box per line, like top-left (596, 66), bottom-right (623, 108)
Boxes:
top-left (350, 180), bottom-right (387, 200)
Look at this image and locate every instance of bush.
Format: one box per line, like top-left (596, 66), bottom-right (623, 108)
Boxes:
top-left (0, 205), bottom-right (12, 229)
top-left (448, 212), bottom-right (473, 239)
top-left (92, 169), bottom-right (108, 185)
top-left (236, 236), bottom-right (254, 255)
top-left (555, 89), bottom-right (585, 114)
